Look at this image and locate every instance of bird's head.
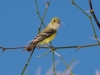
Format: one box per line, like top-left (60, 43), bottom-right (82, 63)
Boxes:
top-left (50, 17), bottom-right (60, 30)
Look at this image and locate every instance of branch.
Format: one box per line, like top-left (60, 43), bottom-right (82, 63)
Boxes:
top-left (34, 0), bottom-right (45, 29)
top-left (72, 0), bottom-right (100, 44)
top-left (0, 44), bottom-right (99, 52)
top-left (34, 0), bottom-right (52, 33)
top-left (88, 0), bottom-right (100, 29)
top-left (21, 48), bottom-right (35, 75)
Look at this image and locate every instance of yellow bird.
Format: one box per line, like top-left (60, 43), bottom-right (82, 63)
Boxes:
top-left (25, 17), bottom-right (60, 52)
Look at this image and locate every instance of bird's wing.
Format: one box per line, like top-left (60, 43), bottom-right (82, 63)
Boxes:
top-left (33, 28), bottom-right (56, 43)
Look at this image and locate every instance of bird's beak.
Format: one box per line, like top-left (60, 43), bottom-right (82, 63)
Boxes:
top-left (58, 21), bottom-right (60, 24)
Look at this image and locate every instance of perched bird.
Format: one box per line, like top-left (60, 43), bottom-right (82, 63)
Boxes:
top-left (25, 17), bottom-right (60, 52)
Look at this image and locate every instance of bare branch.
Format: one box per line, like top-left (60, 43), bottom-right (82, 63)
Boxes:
top-left (0, 44), bottom-right (99, 52)
top-left (88, 0), bottom-right (100, 29)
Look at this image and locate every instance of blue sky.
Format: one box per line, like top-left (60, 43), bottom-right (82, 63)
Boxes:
top-left (0, 0), bottom-right (100, 75)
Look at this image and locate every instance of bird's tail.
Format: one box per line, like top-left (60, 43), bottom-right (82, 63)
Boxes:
top-left (25, 42), bottom-right (36, 52)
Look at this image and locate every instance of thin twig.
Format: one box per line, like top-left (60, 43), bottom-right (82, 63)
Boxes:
top-left (88, 0), bottom-right (100, 29)
top-left (71, 0), bottom-right (89, 18)
top-left (34, 0), bottom-right (52, 33)
top-left (71, 0), bottom-right (100, 44)
top-left (0, 44), bottom-right (99, 51)
top-left (54, 44), bottom-right (100, 50)
top-left (34, 0), bottom-right (45, 30)
top-left (62, 58), bottom-right (75, 75)
top-left (52, 52), bottom-right (56, 75)
top-left (21, 47), bottom-right (35, 75)
top-left (37, 51), bottom-right (51, 58)
top-left (39, 0), bottom-right (52, 30)
top-left (89, 17), bottom-right (100, 44)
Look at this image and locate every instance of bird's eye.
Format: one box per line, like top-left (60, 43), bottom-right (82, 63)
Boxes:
top-left (54, 20), bottom-right (56, 22)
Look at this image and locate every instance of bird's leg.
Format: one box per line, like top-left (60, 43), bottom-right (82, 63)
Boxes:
top-left (45, 43), bottom-right (53, 48)
top-left (36, 44), bottom-right (40, 50)
top-left (49, 45), bottom-right (54, 50)
top-left (45, 43), bottom-right (49, 48)
top-left (45, 43), bottom-right (55, 51)
top-left (47, 44), bottom-right (61, 57)
top-left (49, 44), bottom-right (55, 51)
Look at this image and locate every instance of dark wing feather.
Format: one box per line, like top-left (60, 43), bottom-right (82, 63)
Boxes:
top-left (33, 28), bottom-right (56, 43)
top-left (25, 28), bottom-right (56, 52)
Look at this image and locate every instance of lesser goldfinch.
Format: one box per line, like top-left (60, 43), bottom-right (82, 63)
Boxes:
top-left (25, 17), bottom-right (60, 52)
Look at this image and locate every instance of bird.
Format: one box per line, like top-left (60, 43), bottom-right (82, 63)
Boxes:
top-left (25, 17), bottom-right (60, 52)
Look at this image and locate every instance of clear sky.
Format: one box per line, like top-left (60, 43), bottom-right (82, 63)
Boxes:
top-left (0, 0), bottom-right (100, 75)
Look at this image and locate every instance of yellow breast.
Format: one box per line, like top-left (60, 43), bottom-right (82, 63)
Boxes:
top-left (38, 33), bottom-right (56, 44)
